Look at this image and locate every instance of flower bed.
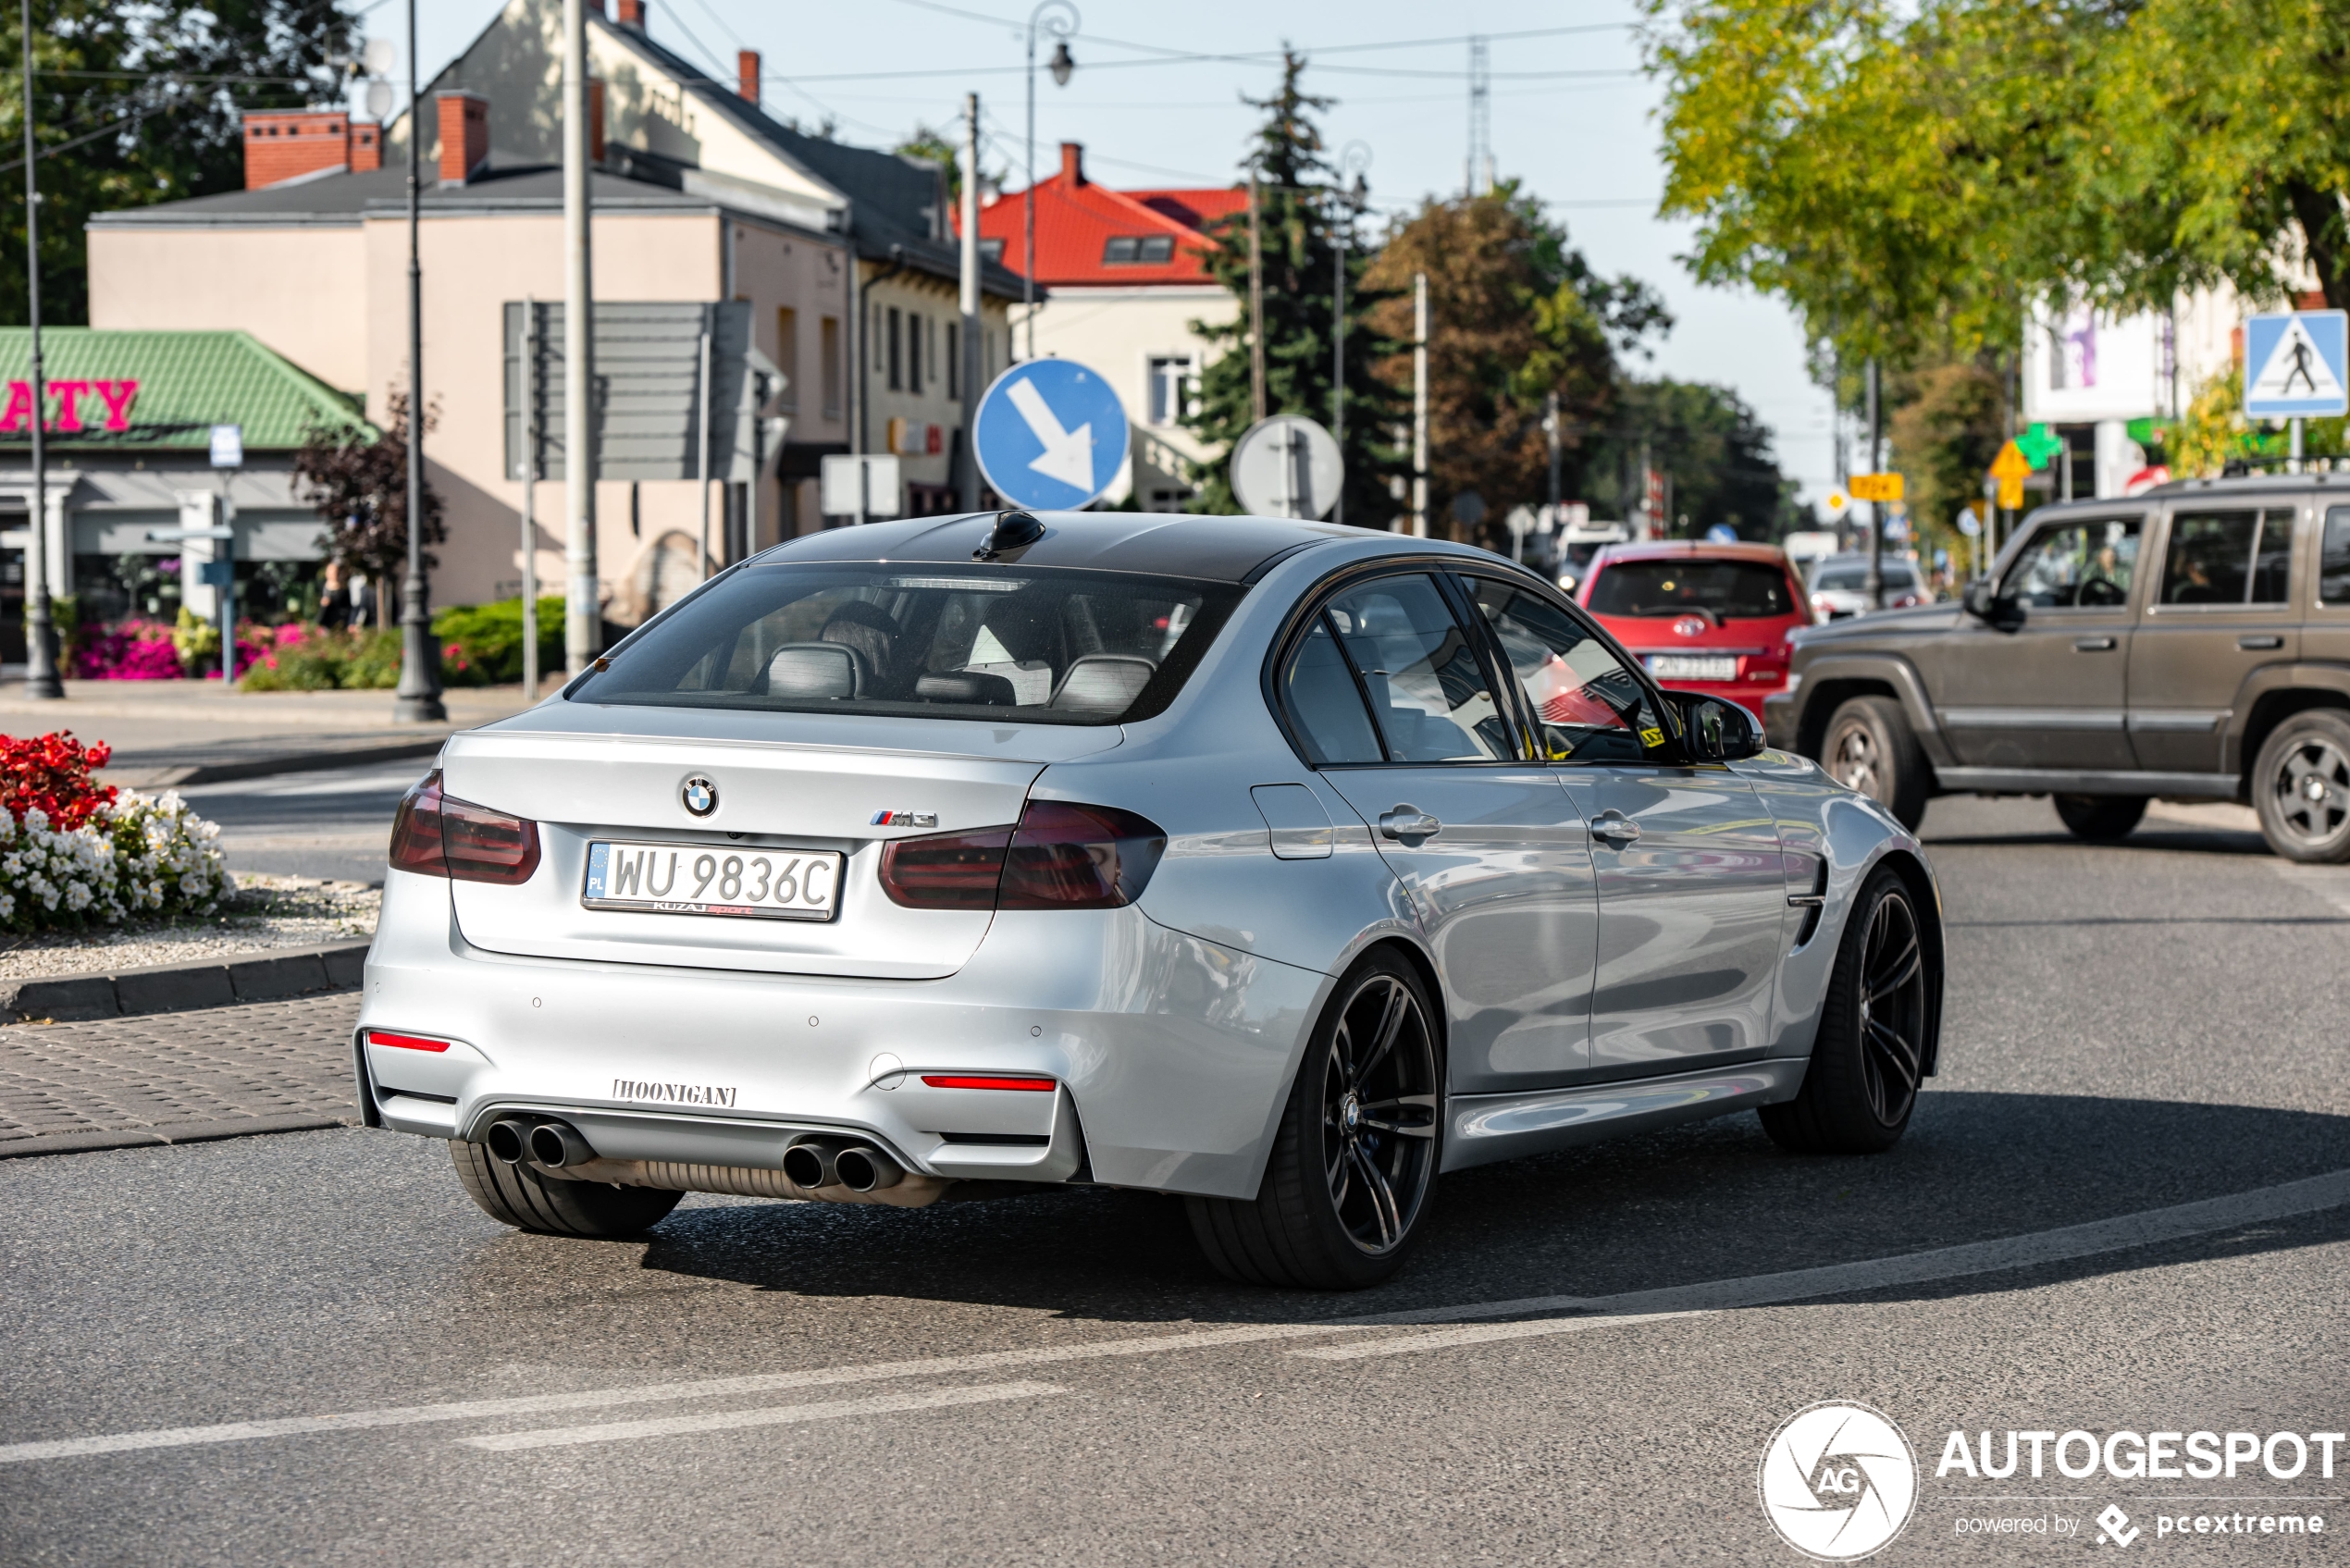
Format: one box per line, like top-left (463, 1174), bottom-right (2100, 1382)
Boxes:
top-left (0, 731), bottom-right (227, 932)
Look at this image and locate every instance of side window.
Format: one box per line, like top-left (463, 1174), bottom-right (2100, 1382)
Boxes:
top-left (2323, 507), bottom-right (2350, 606)
top-left (2159, 508), bottom-right (2292, 606)
top-left (1465, 577), bottom-right (1662, 764)
top-left (1322, 574), bottom-right (1513, 763)
top-left (2004, 517), bottom-right (2140, 609)
top-left (1281, 616), bottom-right (1383, 765)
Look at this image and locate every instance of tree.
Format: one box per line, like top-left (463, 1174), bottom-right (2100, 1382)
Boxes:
top-left (1180, 52), bottom-right (1407, 522)
top-left (1886, 359), bottom-right (2009, 569)
top-left (894, 124), bottom-right (1002, 209)
top-left (1361, 188), bottom-right (1669, 546)
top-left (292, 392), bottom-right (440, 627)
top-left (2, 0), bottom-right (356, 326)
top-left (1581, 378), bottom-right (1795, 541)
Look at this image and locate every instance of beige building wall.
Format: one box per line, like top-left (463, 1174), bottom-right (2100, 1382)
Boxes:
top-left (863, 269), bottom-right (983, 500)
top-left (86, 225), bottom-right (372, 395)
top-left (1023, 285), bottom-right (1234, 508)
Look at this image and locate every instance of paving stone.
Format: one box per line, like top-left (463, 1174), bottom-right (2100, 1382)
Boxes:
top-left (0, 993), bottom-right (363, 1158)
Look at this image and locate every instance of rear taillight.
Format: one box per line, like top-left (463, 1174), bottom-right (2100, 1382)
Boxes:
top-left (878, 800), bottom-right (1167, 911)
top-left (389, 770), bottom-right (542, 885)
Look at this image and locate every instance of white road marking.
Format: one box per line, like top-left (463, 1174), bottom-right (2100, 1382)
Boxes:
top-left (1305, 1167), bottom-right (2350, 1358)
top-left (462, 1381), bottom-right (1064, 1452)
top-left (7, 1168), bottom-right (2348, 1463)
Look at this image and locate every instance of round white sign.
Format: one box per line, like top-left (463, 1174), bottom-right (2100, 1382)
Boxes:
top-left (1757, 1401), bottom-right (1918, 1562)
top-left (1231, 414), bottom-right (1343, 519)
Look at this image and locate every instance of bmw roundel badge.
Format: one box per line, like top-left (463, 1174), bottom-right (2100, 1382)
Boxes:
top-left (681, 775), bottom-right (719, 818)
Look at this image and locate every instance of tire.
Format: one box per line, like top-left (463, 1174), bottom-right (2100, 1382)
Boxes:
top-left (1186, 951), bottom-right (1443, 1290)
top-left (2053, 794), bottom-right (2147, 842)
top-left (449, 1139), bottom-right (683, 1238)
top-left (2251, 710), bottom-right (2350, 864)
top-left (1821, 696), bottom-right (1930, 830)
top-left (1761, 867), bottom-right (1936, 1156)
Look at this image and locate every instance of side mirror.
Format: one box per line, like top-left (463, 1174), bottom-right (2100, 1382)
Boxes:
top-left (1962, 579), bottom-right (2023, 627)
top-left (1662, 690), bottom-right (1765, 763)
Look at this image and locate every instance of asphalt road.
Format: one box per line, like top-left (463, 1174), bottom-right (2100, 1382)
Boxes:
top-left (181, 759), bottom-right (428, 884)
top-left (5, 795), bottom-right (2348, 1566)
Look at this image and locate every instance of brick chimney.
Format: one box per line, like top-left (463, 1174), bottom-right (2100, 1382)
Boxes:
top-left (614, 0), bottom-right (643, 26)
top-left (241, 111), bottom-right (361, 189)
top-left (1059, 141), bottom-right (1083, 185)
top-left (436, 92), bottom-right (489, 184)
top-left (738, 50), bottom-right (761, 106)
top-left (350, 120), bottom-right (381, 173)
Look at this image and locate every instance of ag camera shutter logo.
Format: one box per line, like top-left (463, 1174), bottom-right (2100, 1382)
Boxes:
top-left (1759, 1401), bottom-right (1919, 1561)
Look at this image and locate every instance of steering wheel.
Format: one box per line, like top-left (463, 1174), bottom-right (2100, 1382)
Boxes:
top-left (2076, 577), bottom-right (2126, 608)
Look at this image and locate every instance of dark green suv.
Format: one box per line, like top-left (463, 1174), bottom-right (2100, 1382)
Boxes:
top-left (1763, 474), bottom-right (2350, 861)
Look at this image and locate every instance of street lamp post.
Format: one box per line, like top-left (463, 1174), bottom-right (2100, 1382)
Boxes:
top-left (1023, 0), bottom-right (1078, 360)
top-left (19, 0), bottom-right (61, 700)
top-left (393, 0), bottom-right (446, 722)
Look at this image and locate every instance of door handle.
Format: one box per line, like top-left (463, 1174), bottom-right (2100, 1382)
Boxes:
top-left (2238, 635), bottom-right (2283, 650)
top-left (2072, 636), bottom-right (2116, 651)
top-left (1589, 810), bottom-right (1641, 846)
top-left (1379, 807), bottom-right (1441, 841)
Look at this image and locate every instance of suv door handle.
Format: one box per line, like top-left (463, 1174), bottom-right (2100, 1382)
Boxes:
top-left (2238, 635), bottom-right (2283, 650)
top-left (1589, 810), bottom-right (1641, 846)
top-left (1379, 807), bottom-right (1441, 841)
top-left (2072, 636), bottom-right (2116, 651)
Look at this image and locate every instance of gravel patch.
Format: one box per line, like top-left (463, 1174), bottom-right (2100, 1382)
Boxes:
top-left (0, 874), bottom-right (378, 982)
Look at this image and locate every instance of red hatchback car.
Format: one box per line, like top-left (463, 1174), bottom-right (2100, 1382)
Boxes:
top-left (1576, 541), bottom-right (1811, 719)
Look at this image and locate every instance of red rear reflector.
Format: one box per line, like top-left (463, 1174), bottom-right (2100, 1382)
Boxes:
top-left (919, 1075), bottom-right (1057, 1092)
top-left (368, 1031), bottom-right (451, 1053)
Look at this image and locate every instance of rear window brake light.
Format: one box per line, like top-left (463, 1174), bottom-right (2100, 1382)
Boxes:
top-left (920, 1075), bottom-right (1057, 1092)
top-left (368, 1031), bottom-right (452, 1053)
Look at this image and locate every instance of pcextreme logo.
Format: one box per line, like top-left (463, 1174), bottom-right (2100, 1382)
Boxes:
top-left (1760, 1401), bottom-right (1920, 1562)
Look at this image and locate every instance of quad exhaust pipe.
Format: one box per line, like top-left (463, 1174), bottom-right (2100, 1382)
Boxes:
top-left (485, 1116), bottom-right (594, 1169)
top-left (488, 1120), bottom-right (921, 1204)
top-left (781, 1138), bottom-right (903, 1193)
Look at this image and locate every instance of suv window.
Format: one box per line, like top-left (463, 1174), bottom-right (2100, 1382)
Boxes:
top-left (2160, 507), bottom-right (2294, 606)
top-left (1308, 574), bottom-right (1514, 764)
top-left (1466, 577), bottom-right (1661, 764)
top-left (2006, 517), bottom-right (2139, 609)
top-left (2324, 507), bottom-right (2350, 606)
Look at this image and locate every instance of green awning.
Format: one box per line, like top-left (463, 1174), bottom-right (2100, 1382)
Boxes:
top-left (0, 328), bottom-right (372, 453)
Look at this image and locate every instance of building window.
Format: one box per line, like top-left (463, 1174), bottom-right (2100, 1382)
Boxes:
top-left (887, 306), bottom-right (902, 392)
top-left (980, 238), bottom-right (1004, 265)
top-left (821, 315), bottom-right (842, 418)
top-left (908, 311), bottom-right (922, 393)
top-left (927, 316), bottom-right (939, 396)
top-left (1147, 355), bottom-right (1196, 426)
top-left (947, 322), bottom-right (959, 398)
top-left (1104, 235), bottom-right (1175, 265)
top-left (774, 307), bottom-right (798, 412)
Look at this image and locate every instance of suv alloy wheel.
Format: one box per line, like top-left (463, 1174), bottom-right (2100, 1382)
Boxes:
top-left (2252, 710), bottom-right (2350, 863)
top-left (1822, 696), bottom-right (1930, 830)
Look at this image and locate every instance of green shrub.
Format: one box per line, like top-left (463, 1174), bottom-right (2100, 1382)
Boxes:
top-left (432, 598), bottom-right (566, 685)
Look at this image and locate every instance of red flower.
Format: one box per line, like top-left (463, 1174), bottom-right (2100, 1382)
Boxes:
top-left (0, 730), bottom-right (118, 829)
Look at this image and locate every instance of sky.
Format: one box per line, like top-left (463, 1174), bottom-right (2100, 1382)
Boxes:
top-left (355, 0), bottom-right (1838, 507)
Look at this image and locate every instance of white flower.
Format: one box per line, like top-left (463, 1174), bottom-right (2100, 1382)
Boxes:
top-left (0, 892), bottom-right (13, 919)
top-left (63, 882), bottom-right (90, 912)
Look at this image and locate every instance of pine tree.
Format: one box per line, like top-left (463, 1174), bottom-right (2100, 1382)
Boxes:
top-left (1181, 53), bottom-right (1405, 524)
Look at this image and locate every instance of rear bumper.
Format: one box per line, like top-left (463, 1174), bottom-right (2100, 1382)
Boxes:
top-left (357, 870), bottom-right (1330, 1201)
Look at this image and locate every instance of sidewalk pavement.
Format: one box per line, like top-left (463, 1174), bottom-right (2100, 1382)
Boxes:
top-left (0, 992), bottom-right (364, 1158)
top-left (0, 681), bottom-right (544, 786)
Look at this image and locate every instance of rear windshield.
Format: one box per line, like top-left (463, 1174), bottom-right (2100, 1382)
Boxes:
top-left (571, 563), bottom-right (1243, 724)
top-left (1587, 559), bottom-right (1797, 619)
top-left (1811, 562), bottom-right (1920, 592)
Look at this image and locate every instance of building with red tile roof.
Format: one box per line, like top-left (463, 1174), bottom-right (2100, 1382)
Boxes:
top-left (965, 143), bottom-right (1243, 509)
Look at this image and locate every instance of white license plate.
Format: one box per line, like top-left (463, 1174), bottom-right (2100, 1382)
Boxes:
top-left (1646, 655), bottom-right (1737, 682)
top-left (582, 842), bottom-right (844, 921)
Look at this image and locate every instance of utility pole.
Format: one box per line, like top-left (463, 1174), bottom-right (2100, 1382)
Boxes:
top-left (958, 92), bottom-right (983, 511)
top-left (522, 299), bottom-right (539, 698)
top-left (694, 316), bottom-right (711, 575)
top-left (1246, 172), bottom-right (1266, 424)
top-left (1864, 356), bottom-right (1884, 612)
top-left (1331, 228), bottom-right (1347, 528)
top-left (19, 0), bottom-right (59, 700)
top-left (394, 0), bottom-right (445, 722)
top-left (1544, 389), bottom-right (1562, 512)
top-left (1411, 272), bottom-right (1429, 538)
top-left (562, 0), bottom-right (598, 674)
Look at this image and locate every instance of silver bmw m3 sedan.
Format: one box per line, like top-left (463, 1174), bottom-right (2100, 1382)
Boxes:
top-left (357, 511), bottom-right (1944, 1289)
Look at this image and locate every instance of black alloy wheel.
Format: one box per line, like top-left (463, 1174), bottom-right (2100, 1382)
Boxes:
top-left (1187, 952), bottom-right (1442, 1289)
top-left (2253, 710), bottom-right (2350, 863)
top-left (1761, 867), bottom-right (1934, 1155)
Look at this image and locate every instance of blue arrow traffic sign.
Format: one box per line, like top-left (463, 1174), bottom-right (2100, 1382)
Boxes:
top-left (2245, 310), bottom-right (2348, 419)
top-left (972, 358), bottom-right (1129, 511)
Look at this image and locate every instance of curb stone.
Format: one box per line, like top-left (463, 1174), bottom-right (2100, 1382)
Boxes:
top-left (0, 1113), bottom-right (354, 1160)
top-left (0, 942), bottom-right (369, 1025)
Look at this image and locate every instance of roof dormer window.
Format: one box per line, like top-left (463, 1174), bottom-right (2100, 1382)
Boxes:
top-left (1103, 235), bottom-right (1175, 265)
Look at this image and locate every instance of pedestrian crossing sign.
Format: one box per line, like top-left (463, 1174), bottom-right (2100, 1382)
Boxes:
top-left (2245, 310), bottom-right (2348, 419)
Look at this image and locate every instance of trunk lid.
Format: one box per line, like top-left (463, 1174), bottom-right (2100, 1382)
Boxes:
top-left (439, 703), bottom-right (1121, 979)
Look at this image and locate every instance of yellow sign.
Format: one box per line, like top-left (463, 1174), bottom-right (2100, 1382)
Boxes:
top-left (1998, 475), bottom-right (2025, 510)
top-left (1823, 488), bottom-right (1850, 519)
top-left (1849, 472), bottom-right (1903, 502)
top-left (1988, 440), bottom-right (2033, 482)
